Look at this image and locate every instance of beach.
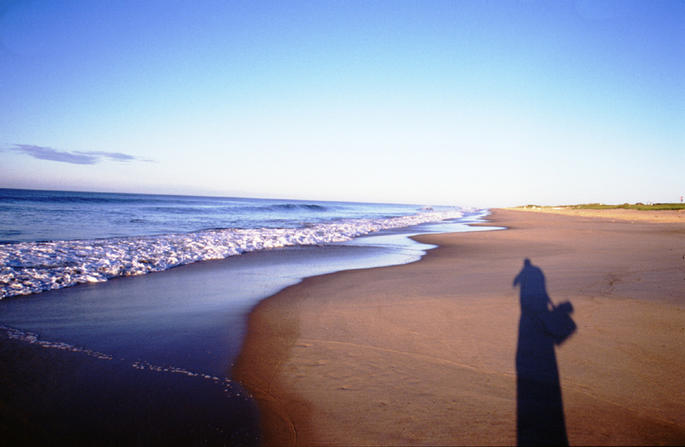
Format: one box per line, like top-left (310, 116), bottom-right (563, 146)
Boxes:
top-left (234, 208), bottom-right (685, 445)
top-left (3, 0), bottom-right (683, 445)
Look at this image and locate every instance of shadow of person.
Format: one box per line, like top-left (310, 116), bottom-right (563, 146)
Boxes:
top-left (513, 258), bottom-right (573, 446)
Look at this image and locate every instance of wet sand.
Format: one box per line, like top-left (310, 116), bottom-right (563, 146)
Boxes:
top-left (234, 208), bottom-right (685, 446)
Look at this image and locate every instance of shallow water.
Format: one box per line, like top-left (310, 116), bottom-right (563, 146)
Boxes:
top-left (1, 235), bottom-right (434, 376)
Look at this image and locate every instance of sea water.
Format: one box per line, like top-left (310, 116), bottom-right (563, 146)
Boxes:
top-left (0, 187), bottom-right (500, 377)
top-left (0, 188), bottom-right (471, 299)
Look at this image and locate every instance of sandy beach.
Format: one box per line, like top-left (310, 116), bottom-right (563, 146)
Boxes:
top-left (235, 208), bottom-right (685, 446)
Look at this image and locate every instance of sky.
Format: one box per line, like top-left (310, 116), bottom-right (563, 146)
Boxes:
top-left (0, 0), bottom-right (683, 207)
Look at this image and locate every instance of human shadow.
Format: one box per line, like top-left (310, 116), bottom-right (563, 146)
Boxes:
top-left (513, 259), bottom-right (575, 446)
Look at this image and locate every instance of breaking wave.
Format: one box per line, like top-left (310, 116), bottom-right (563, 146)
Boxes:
top-left (0, 209), bottom-right (463, 299)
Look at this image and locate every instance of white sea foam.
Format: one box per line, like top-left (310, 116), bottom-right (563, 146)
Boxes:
top-left (0, 209), bottom-right (463, 299)
top-left (1, 324), bottom-right (113, 360)
top-left (1, 324), bottom-right (242, 396)
top-left (131, 360), bottom-right (238, 395)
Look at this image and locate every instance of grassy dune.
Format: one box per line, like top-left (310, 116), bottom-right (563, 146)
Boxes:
top-left (521, 203), bottom-right (685, 211)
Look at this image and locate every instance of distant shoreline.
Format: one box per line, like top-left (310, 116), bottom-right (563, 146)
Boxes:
top-left (507, 205), bottom-right (685, 223)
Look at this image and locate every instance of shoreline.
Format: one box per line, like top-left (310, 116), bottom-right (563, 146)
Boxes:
top-left (0, 214), bottom-right (489, 444)
top-left (234, 208), bottom-right (685, 445)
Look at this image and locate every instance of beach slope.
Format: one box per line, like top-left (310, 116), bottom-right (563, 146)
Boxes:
top-left (235, 209), bottom-right (685, 445)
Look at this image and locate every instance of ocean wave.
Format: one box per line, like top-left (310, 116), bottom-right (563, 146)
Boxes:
top-left (217, 203), bottom-right (332, 213)
top-left (142, 206), bottom-right (225, 215)
top-left (0, 194), bottom-right (164, 205)
top-left (269, 203), bottom-right (328, 211)
top-left (139, 203), bottom-right (329, 216)
top-left (0, 209), bottom-right (463, 299)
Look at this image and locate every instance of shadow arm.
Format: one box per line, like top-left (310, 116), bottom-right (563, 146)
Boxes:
top-left (513, 272), bottom-right (521, 287)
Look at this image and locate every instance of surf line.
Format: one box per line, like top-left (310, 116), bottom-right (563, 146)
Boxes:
top-left (1, 324), bottom-right (248, 398)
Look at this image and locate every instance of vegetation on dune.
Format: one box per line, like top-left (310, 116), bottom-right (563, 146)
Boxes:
top-left (521, 203), bottom-right (685, 211)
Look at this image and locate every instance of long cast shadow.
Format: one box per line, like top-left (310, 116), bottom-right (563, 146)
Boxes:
top-left (513, 259), bottom-right (575, 446)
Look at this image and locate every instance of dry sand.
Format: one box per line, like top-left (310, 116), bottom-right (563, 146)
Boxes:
top-left (234, 209), bottom-right (685, 446)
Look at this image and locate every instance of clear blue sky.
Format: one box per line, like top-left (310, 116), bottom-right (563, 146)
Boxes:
top-left (1, 0), bottom-right (683, 206)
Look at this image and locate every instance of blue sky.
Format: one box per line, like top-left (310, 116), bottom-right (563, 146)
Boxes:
top-left (1, 0), bottom-right (683, 206)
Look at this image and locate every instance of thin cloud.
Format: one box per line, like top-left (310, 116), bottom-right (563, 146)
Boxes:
top-left (13, 144), bottom-right (97, 164)
top-left (10, 144), bottom-right (151, 165)
top-left (74, 151), bottom-right (137, 162)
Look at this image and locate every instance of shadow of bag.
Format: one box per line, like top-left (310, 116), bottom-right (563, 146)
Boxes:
top-left (539, 301), bottom-right (577, 345)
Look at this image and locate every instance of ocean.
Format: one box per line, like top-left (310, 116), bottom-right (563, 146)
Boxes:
top-left (0, 188), bottom-right (471, 299)
top-left (0, 188), bottom-right (494, 444)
